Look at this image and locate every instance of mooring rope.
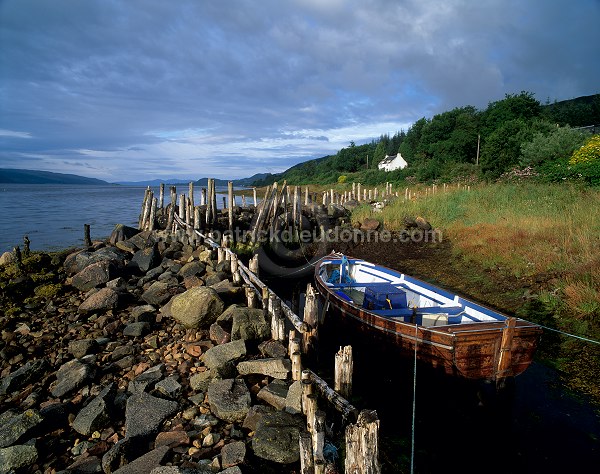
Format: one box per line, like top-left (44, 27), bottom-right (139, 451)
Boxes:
top-left (535, 323), bottom-right (600, 345)
top-left (410, 323), bottom-right (418, 474)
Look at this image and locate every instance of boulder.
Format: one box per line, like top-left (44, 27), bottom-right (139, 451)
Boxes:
top-left (112, 446), bottom-right (170, 474)
top-left (202, 339), bottom-right (246, 377)
top-left (236, 358), bottom-right (291, 380)
top-left (230, 306), bottom-right (270, 342)
top-left (109, 224), bottom-right (140, 245)
top-left (207, 378), bottom-right (251, 423)
top-left (124, 392), bottom-right (178, 440)
top-left (361, 218), bottom-right (380, 231)
top-left (0, 252), bottom-right (15, 266)
top-left (258, 340), bottom-right (287, 358)
top-left (285, 380), bottom-right (303, 415)
top-left (170, 287), bottom-right (224, 329)
top-left (141, 281), bottom-right (174, 306)
top-left (0, 359), bottom-right (48, 395)
top-left (189, 370), bottom-right (213, 392)
top-left (221, 441), bottom-right (246, 468)
top-left (0, 445), bottom-right (38, 474)
top-left (128, 364), bottom-right (164, 394)
top-left (0, 409), bottom-right (44, 448)
top-left (252, 410), bottom-right (304, 464)
top-left (51, 359), bottom-right (95, 398)
top-left (72, 383), bottom-right (116, 436)
top-left (130, 246), bottom-right (161, 274)
top-left (256, 379), bottom-right (289, 410)
top-left (416, 216), bottom-right (432, 231)
top-left (71, 260), bottom-right (119, 291)
top-left (123, 322), bottom-right (151, 337)
top-left (78, 287), bottom-right (120, 314)
top-left (68, 339), bottom-right (100, 359)
top-left (178, 261), bottom-right (206, 279)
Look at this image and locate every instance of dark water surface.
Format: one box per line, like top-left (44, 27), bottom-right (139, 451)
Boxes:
top-left (0, 184), bottom-right (234, 254)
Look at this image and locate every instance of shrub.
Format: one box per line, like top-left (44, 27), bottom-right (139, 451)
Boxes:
top-left (337, 175), bottom-right (347, 184)
top-left (520, 126), bottom-right (587, 167)
top-left (569, 135), bottom-right (600, 185)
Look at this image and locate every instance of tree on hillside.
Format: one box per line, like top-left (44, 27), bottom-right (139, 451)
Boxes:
top-left (480, 119), bottom-right (553, 177)
top-left (481, 91), bottom-right (542, 136)
top-left (399, 117), bottom-right (428, 161)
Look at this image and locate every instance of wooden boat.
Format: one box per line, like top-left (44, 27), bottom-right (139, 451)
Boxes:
top-left (314, 253), bottom-right (542, 380)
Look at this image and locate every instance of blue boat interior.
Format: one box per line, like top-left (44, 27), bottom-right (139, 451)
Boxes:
top-left (321, 256), bottom-right (506, 327)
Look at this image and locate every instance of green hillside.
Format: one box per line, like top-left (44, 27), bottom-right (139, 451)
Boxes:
top-left (0, 168), bottom-right (108, 185)
top-left (253, 92), bottom-right (600, 187)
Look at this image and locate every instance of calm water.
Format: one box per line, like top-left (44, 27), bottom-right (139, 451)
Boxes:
top-left (0, 184), bottom-right (235, 254)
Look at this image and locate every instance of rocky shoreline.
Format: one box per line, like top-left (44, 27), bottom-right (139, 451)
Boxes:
top-left (0, 226), bottom-right (319, 474)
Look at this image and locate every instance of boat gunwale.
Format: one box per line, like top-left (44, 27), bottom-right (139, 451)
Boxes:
top-left (315, 253), bottom-right (542, 338)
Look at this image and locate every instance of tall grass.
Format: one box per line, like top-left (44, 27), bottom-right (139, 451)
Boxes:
top-left (352, 183), bottom-right (600, 323)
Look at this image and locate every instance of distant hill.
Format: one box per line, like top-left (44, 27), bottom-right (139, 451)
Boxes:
top-left (113, 178), bottom-right (192, 186)
top-left (0, 168), bottom-right (109, 185)
top-left (113, 174), bottom-right (271, 187)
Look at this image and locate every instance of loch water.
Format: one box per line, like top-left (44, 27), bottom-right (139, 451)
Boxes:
top-left (0, 184), bottom-right (234, 254)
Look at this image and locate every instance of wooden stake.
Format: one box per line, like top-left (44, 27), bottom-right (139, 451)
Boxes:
top-left (334, 345), bottom-right (353, 399)
top-left (245, 285), bottom-right (257, 308)
top-left (201, 187), bottom-right (207, 206)
top-left (303, 283), bottom-right (319, 354)
top-left (228, 180), bottom-right (234, 230)
top-left (148, 197), bottom-right (157, 231)
top-left (159, 183), bottom-right (165, 209)
top-left (496, 317), bottom-right (517, 387)
top-left (291, 351), bottom-right (302, 381)
top-left (301, 369), bottom-right (314, 415)
top-left (179, 193), bottom-right (185, 220)
top-left (270, 294), bottom-right (285, 341)
top-left (345, 411), bottom-right (381, 474)
top-left (313, 410), bottom-right (326, 465)
top-left (299, 431), bottom-right (315, 474)
top-left (84, 224), bottom-right (92, 247)
top-left (249, 254), bottom-right (259, 276)
top-left (304, 186), bottom-right (309, 206)
top-left (189, 182), bottom-right (195, 210)
top-left (253, 187), bottom-right (257, 207)
top-left (139, 187), bottom-right (149, 228)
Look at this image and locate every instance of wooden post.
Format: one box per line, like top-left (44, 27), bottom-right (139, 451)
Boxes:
top-left (217, 247), bottom-right (226, 264)
top-left (496, 317), bottom-right (517, 389)
top-left (335, 345), bottom-right (353, 398)
top-left (201, 187), bottom-right (207, 206)
top-left (241, 194), bottom-right (247, 207)
top-left (84, 224), bottom-right (92, 247)
top-left (212, 179), bottom-right (218, 226)
top-left (299, 431), bottom-right (315, 474)
top-left (148, 197), bottom-right (157, 231)
top-left (301, 369), bottom-right (314, 415)
top-left (179, 193), bottom-right (185, 220)
top-left (270, 294), bottom-right (285, 341)
top-left (159, 183), bottom-right (165, 209)
top-left (228, 181), bottom-right (234, 230)
top-left (194, 206), bottom-right (201, 231)
top-left (142, 189), bottom-right (153, 230)
top-left (357, 183), bottom-right (361, 201)
top-left (231, 253), bottom-right (241, 286)
top-left (22, 235), bottom-right (30, 257)
top-left (291, 351), bottom-right (302, 381)
top-left (313, 410), bottom-right (326, 465)
top-left (13, 246), bottom-right (24, 274)
top-left (253, 187), bottom-right (257, 207)
top-left (188, 182), bottom-right (195, 210)
top-left (345, 410), bottom-right (381, 474)
top-left (303, 283), bottom-right (319, 354)
top-left (249, 254), bottom-right (259, 277)
top-left (245, 285), bottom-right (257, 308)
top-left (139, 187), bottom-right (149, 228)
top-left (304, 186), bottom-right (309, 206)
top-left (293, 186), bottom-right (299, 228)
top-left (222, 196), bottom-right (227, 210)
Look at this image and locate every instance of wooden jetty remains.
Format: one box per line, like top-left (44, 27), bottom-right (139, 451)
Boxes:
top-left (136, 181), bottom-right (382, 472)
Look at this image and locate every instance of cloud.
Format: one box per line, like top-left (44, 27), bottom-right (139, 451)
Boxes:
top-left (0, 0), bottom-right (598, 181)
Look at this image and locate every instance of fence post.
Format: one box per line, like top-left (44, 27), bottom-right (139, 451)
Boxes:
top-left (334, 345), bottom-right (353, 399)
top-left (345, 410), bottom-right (381, 474)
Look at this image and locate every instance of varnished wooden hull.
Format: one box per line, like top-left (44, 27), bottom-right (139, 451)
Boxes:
top-left (315, 259), bottom-right (542, 380)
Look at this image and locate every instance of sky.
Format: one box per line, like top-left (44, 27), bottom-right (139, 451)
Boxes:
top-left (1, 0), bottom-right (599, 182)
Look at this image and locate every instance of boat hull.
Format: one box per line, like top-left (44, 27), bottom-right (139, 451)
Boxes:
top-left (314, 257), bottom-right (542, 380)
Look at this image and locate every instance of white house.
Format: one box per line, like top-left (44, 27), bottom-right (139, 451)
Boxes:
top-left (378, 152), bottom-right (407, 172)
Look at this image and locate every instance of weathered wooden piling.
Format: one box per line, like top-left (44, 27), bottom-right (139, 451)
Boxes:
top-left (159, 183), bottom-right (165, 209)
top-left (84, 224), bottom-right (92, 247)
top-left (22, 235), bottom-right (30, 257)
top-left (249, 254), bottom-right (259, 277)
top-left (149, 197), bottom-right (157, 231)
top-left (303, 283), bottom-right (319, 354)
top-left (299, 431), bottom-right (315, 474)
top-left (345, 410), bottom-right (381, 474)
top-left (245, 284), bottom-right (257, 308)
top-left (228, 181), bottom-right (234, 230)
top-left (334, 345), bottom-right (353, 399)
top-left (269, 293), bottom-right (285, 341)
